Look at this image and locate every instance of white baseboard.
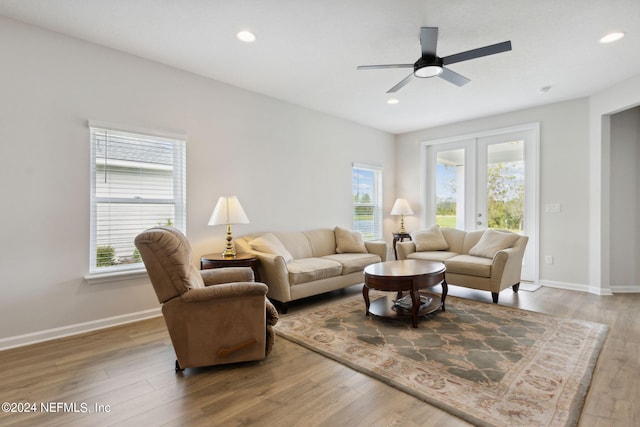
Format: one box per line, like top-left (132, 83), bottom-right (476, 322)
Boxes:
top-left (539, 280), bottom-right (614, 296)
top-left (609, 285), bottom-right (640, 293)
top-left (0, 308), bottom-right (162, 351)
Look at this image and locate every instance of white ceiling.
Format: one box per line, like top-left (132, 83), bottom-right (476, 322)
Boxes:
top-left (1, 0), bottom-right (639, 134)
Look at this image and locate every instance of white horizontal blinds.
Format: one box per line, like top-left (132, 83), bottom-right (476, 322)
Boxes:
top-left (90, 125), bottom-right (186, 272)
top-left (352, 163), bottom-right (383, 241)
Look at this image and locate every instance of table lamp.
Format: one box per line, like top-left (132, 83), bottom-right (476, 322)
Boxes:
top-left (208, 195), bottom-right (250, 258)
top-left (390, 198), bottom-right (414, 234)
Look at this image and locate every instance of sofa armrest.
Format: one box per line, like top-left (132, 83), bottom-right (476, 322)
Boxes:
top-left (396, 241), bottom-right (416, 260)
top-left (489, 246), bottom-right (526, 291)
top-left (238, 249), bottom-right (292, 303)
top-left (181, 282), bottom-right (268, 302)
top-left (364, 241), bottom-right (388, 261)
top-left (200, 267), bottom-right (254, 286)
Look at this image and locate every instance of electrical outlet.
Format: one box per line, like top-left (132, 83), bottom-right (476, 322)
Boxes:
top-left (545, 255), bottom-right (553, 264)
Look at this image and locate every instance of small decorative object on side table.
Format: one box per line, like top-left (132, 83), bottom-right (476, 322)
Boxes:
top-left (200, 253), bottom-right (261, 282)
top-left (392, 232), bottom-right (412, 260)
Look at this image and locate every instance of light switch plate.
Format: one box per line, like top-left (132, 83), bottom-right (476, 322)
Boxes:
top-left (545, 203), bottom-right (561, 213)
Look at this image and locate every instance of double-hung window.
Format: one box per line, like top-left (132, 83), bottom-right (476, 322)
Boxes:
top-left (352, 163), bottom-right (383, 241)
top-left (89, 121), bottom-right (186, 276)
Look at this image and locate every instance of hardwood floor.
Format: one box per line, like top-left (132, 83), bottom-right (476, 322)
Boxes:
top-left (1, 285), bottom-right (638, 426)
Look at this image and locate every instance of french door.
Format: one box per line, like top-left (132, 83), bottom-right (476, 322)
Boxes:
top-left (423, 125), bottom-right (538, 282)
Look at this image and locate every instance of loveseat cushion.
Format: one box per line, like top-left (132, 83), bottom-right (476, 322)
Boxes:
top-left (323, 253), bottom-right (381, 275)
top-left (407, 251), bottom-right (459, 262)
top-left (468, 229), bottom-right (520, 258)
top-left (286, 258), bottom-right (343, 285)
top-left (445, 255), bottom-right (492, 278)
top-left (412, 225), bottom-right (449, 251)
top-left (335, 226), bottom-right (367, 254)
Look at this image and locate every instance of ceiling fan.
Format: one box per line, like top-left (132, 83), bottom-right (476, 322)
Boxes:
top-left (357, 27), bottom-right (512, 93)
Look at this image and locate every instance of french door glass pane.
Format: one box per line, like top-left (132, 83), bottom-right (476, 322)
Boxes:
top-left (436, 149), bottom-right (465, 229)
top-left (486, 140), bottom-right (524, 232)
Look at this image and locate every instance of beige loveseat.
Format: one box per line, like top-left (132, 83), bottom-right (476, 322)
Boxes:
top-left (236, 227), bottom-right (387, 312)
top-left (397, 226), bottom-right (528, 303)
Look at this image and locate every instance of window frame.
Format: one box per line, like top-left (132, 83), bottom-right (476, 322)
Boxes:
top-left (352, 163), bottom-right (383, 241)
top-left (86, 121), bottom-right (186, 282)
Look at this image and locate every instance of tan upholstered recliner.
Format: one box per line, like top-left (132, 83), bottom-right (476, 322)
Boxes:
top-left (135, 226), bottom-right (278, 371)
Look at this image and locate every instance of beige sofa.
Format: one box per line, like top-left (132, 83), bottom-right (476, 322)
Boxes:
top-left (236, 227), bottom-right (387, 312)
top-left (397, 226), bottom-right (528, 303)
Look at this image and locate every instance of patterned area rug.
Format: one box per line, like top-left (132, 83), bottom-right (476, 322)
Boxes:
top-left (275, 292), bottom-right (607, 427)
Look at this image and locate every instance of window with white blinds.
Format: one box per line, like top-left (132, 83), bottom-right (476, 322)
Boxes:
top-left (352, 163), bottom-right (383, 241)
top-left (89, 122), bottom-right (186, 274)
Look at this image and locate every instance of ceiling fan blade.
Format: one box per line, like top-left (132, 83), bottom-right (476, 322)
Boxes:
top-left (439, 67), bottom-right (471, 87)
top-left (387, 73), bottom-right (414, 93)
top-left (357, 64), bottom-right (413, 70)
top-left (442, 40), bottom-right (512, 66)
top-left (420, 27), bottom-right (438, 58)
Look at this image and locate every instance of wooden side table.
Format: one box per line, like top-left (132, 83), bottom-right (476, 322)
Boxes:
top-left (392, 232), bottom-right (412, 260)
top-left (200, 253), bottom-right (261, 282)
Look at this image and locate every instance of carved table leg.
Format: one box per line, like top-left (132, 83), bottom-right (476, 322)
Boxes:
top-left (362, 285), bottom-right (371, 316)
top-left (410, 289), bottom-right (420, 328)
top-left (441, 279), bottom-right (448, 312)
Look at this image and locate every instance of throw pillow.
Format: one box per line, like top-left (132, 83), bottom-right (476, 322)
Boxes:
top-left (411, 225), bottom-right (449, 252)
top-left (335, 226), bottom-right (367, 254)
top-left (249, 233), bottom-right (294, 262)
top-left (469, 229), bottom-right (520, 258)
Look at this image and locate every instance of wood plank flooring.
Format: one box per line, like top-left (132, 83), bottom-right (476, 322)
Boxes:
top-left (0, 284), bottom-right (638, 426)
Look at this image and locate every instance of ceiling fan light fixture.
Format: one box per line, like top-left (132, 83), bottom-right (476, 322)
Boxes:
top-left (414, 65), bottom-right (443, 78)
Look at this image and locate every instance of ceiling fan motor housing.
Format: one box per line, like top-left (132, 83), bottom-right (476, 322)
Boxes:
top-left (414, 56), bottom-right (443, 78)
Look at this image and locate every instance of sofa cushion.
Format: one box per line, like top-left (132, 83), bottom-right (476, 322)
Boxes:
top-left (468, 229), bottom-right (520, 258)
top-left (407, 251), bottom-right (459, 262)
top-left (323, 253), bottom-right (381, 275)
top-left (304, 229), bottom-right (337, 257)
top-left (412, 225), bottom-right (449, 252)
top-left (249, 233), bottom-right (294, 262)
top-left (273, 231), bottom-right (313, 259)
top-left (287, 258), bottom-right (343, 285)
top-left (335, 226), bottom-right (367, 254)
top-left (445, 255), bottom-right (493, 278)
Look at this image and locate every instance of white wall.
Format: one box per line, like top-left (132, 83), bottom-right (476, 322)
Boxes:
top-left (395, 98), bottom-right (591, 288)
top-left (589, 73), bottom-right (640, 293)
top-left (609, 107), bottom-right (640, 289)
top-left (0, 17), bottom-right (395, 346)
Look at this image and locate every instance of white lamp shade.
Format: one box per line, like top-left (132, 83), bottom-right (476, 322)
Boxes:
top-left (208, 196), bottom-right (250, 225)
top-left (390, 198), bottom-right (414, 216)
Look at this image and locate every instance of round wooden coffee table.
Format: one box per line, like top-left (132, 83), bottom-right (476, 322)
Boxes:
top-left (363, 260), bottom-right (447, 328)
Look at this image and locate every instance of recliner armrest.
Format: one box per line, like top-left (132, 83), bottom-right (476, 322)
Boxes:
top-left (200, 267), bottom-right (255, 285)
top-left (181, 282), bottom-right (268, 302)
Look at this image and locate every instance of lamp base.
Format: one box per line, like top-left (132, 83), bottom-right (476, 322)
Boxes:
top-left (397, 214), bottom-right (408, 234)
top-left (222, 224), bottom-right (237, 258)
top-left (221, 249), bottom-right (236, 259)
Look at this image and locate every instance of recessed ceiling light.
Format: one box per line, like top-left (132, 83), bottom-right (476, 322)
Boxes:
top-left (387, 98), bottom-right (399, 105)
top-left (599, 32), bottom-right (624, 44)
top-left (237, 31), bottom-right (256, 43)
